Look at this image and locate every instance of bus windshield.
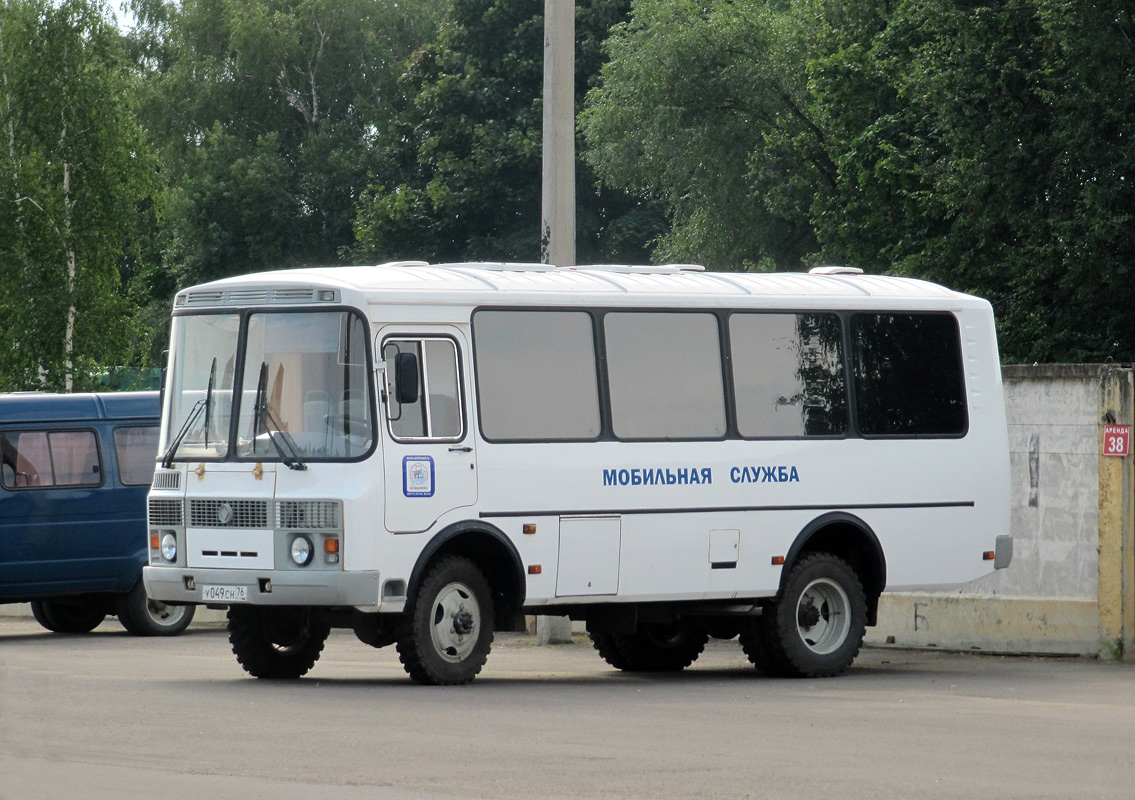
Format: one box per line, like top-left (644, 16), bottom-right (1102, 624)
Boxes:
top-left (161, 310), bottom-right (373, 463)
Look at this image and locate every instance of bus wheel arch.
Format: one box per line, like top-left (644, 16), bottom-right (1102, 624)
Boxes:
top-left (781, 512), bottom-right (886, 626)
top-left (739, 513), bottom-right (882, 678)
top-left (407, 521), bottom-right (527, 632)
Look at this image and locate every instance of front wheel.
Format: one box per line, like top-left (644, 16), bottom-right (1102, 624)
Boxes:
top-left (30, 598), bottom-right (107, 633)
top-left (117, 581), bottom-right (195, 636)
top-left (397, 556), bottom-right (494, 685)
top-left (228, 606), bottom-right (330, 679)
top-left (757, 552), bottom-right (867, 678)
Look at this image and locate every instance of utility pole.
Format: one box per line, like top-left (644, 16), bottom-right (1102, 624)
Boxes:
top-left (535, 0), bottom-right (577, 645)
top-left (540, 0), bottom-right (575, 267)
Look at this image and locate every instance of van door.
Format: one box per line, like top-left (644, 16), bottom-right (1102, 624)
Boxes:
top-left (0, 426), bottom-right (134, 595)
top-left (378, 327), bottom-right (478, 533)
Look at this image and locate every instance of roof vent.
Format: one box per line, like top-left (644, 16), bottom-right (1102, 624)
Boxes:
top-left (808, 266), bottom-right (864, 276)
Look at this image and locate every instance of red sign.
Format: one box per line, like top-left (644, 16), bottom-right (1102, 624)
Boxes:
top-left (1103, 424), bottom-right (1130, 458)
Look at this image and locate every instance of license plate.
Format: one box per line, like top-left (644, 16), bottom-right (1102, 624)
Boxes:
top-left (201, 584), bottom-right (248, 603)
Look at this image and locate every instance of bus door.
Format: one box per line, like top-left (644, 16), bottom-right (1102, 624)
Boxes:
top-left (378, 328), bottom-right (478, 533)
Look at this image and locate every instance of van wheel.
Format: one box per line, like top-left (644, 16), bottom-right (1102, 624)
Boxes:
top-left (30, 599), bottom-right (107, 633)
top-left (228, 606), bottom-right (330, 679)
top-left (117, 581), bottom-right (195, 636)
top-left (594, 623), bottom-right (709, 672)
top-left (760, 553), bottom-right (867, 678)
top-left (397, 556), bottom-right (493, 685)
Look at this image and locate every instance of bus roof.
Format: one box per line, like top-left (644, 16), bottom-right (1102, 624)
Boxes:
top-left (173, 262), bottom-right (988, 312)
top-left (0, 392), bottom-right (159, 424)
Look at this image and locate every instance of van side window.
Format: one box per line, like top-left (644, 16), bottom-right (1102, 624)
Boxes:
top-left (473, 310), bottom-right (601, 441)
top-left (850, 312), bottom-right (968, 436)
top-left (605, 312), bottom-right (726, 440)
top-left (729, 313), bottom-right (847, 438)
top-left (114, 426), bottom-right (159, 486)
top-left (383, 338), bottom-right (464, 441)
top-left (0, 430), bottom-right (101, 489)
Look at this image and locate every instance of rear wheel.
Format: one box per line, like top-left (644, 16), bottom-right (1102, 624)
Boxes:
top-left (758, 553), bottom-right (867, 678)
top-left (30, 598), bottom-right (107, 633)
top-left (116, 581), bottom-right (195, 636)
top-left (228, 606), bottom-right (330, 679)
top-left (397, 556), bottom-right (493, 685)
top-left (593, 623), bottom-right (709, 672)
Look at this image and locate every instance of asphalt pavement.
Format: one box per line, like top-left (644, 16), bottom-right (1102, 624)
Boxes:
top-left (1, 617), bottom-right (1132, 800)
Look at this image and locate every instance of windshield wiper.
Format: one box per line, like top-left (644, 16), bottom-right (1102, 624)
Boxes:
top-left (160, 399), bottom-right (205, 469)
top-left (253, 362), bottom-right (307, 471)
top-left (160, 358), bottom-right (217, 469)
top-left (202, 358), bottom-right (217, 448)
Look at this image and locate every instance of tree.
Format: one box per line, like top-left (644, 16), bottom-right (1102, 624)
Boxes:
top-left (580, 0), bottom-right (829, 271)
top-left (583, 0), bottom-right (1135, 361)
top-left (353, 0), bottom-right (663, 265)
top-left (0, 0), bottom-right (155, 391)
top-left (812, 0), bottom-right (1135, 361)
top-left (134, 0), bottom-right (445, 287)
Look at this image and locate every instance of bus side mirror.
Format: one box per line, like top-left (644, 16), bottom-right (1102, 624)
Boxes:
top-left (394, 352), bottom-right (420, 405)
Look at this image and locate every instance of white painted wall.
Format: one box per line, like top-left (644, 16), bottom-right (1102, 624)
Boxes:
top-left (869, 365), bottom-right (1105, 654)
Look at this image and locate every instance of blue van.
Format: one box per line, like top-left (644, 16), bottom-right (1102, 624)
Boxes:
top-left (0, 391), bottom-right (194, 635)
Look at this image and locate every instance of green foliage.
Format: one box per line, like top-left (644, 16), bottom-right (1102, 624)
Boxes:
top-left (581, 0), bottom-right (829, 270)
top-left (814, 0), bottom-right (1135, 361)
top-left (0, 0), bottom-right (155, 391)
top-left (583, 0), bottom-right (1135, 361)
top-left (353, 0), bottom-right (663, 265)
top-left (137, 0), bottom-right (445, 286)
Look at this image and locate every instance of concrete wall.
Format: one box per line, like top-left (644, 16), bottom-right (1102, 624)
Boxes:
top-left (868, 365), bottom-right (1121, 656)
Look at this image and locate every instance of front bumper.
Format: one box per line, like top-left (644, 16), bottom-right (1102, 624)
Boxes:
top-left (143, 566), bottom-right (382, 609)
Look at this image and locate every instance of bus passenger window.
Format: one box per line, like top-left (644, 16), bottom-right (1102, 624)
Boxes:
top-left (473, 310), bottom-right (600, 441)
top-left (605, 312), bottom-right (726, 440)
top-left (730, 313), bottom-right (847, 438)
top-left (851, 312), bottom-right (968, 436)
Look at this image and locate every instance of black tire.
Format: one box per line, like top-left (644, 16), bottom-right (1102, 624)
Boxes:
top-left (594, 623), bottom-right (709, 672)
top-left (396, 556), bottom-right (493, 685)
top-left (759, 552), bottom-right (867, 678)
top-left (116, 580), bottom-right (195, 636)
top-left (29, 599), bottom-right (107, 633)
top-left (228, 606), bottom-right (330, 679)
top-left (738, 616), bottom-right (785, 675)
top-left (590, 631), bottom-right (635, 670)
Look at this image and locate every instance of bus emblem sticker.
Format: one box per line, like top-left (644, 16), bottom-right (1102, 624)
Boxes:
top-left (403, 456), bottom-right (435, 498)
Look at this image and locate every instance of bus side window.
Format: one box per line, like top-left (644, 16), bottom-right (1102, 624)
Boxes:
top-left (384, 338), bottom-right (463, 441)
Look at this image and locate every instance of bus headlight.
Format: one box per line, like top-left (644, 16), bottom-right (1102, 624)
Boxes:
top-left (161, 533), bottom-right (178, 562)
top-left (290, 535), bottom-right (314, 567)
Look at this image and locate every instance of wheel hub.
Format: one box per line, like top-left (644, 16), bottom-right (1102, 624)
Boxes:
top-left (453, 608), bottom-right (475, 636)
top-left (798, 599), bottom-right (822, 629)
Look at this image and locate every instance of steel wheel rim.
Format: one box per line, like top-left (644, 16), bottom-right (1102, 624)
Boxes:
top-left (146, 599), bottom-right (186, 627)
top-left (429, 581), bottom-right (480, 663)
top-left (794, 577), bottom-right (851, 655)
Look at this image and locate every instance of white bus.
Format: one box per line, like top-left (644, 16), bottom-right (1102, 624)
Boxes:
top-left (144, 262), bottom-right (1011, 684)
